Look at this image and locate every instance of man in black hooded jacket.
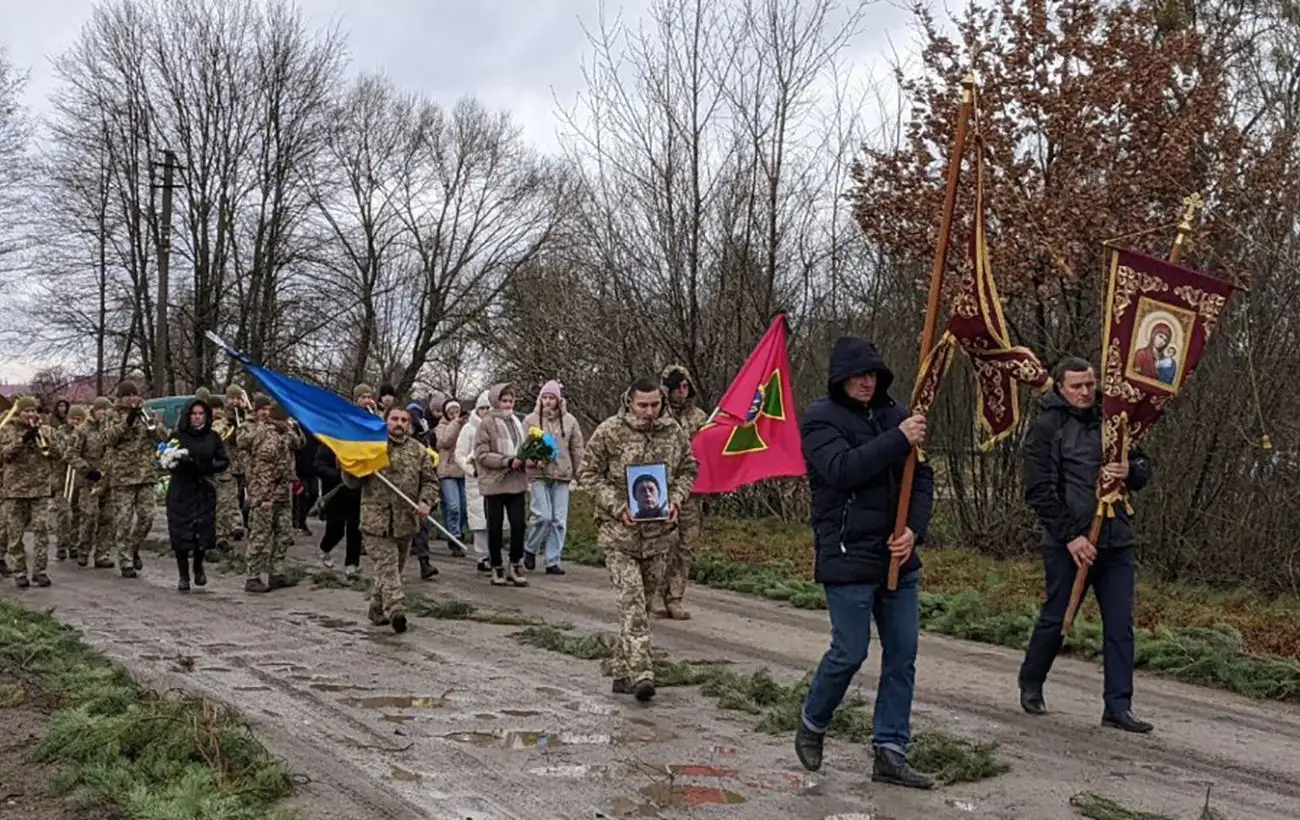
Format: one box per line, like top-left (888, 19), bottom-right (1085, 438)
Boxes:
top-left (1018, 357), bottom-right (1154, 733)
top-left (794, 336), bottom-right (935, 789)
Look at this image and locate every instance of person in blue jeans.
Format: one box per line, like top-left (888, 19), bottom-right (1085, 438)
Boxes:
top-left (795, 336), bottom-right (935, 790)
top-left (522, 381), bottom-right (586, 575)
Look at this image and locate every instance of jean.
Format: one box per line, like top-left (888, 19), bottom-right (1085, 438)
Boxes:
top-left (439, 477), bottom-right (466, 539)
top-left (524, 479), bottom-right (571, 567)
top-left (801, 569), bottom-right (920, 754)
top-left (1020, 544), bottom-right (1135, 713)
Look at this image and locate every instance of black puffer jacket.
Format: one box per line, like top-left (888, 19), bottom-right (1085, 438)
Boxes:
top-left (166, 400), bottom-right (230, 553)
top-left (1022, 389), bottom-right (1152, 550)
top-left (313, 444), bottom-right (360, 517)
top-left (801, 337), bottom-right (935, 586)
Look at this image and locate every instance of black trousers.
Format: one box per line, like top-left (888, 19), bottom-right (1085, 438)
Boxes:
top-left (292, 482), bottom-right (318, 530)
top-left (320, 493), bottom-right (362, 568)
top-left (485, 492), bottom-right (526, 568)
top-left (1019, 544), bottom-right (1136, 713)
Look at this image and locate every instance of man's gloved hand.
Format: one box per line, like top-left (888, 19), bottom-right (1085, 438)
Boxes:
top-left (23, 426), bottom-right (39, 443)
top-left (86, 469), bottom-right (102, 482)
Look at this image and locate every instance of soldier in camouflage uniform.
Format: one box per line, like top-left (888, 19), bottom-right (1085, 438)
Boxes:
top-left (47, 400), bottom-right (76, 561)
top-left (69, 398), bottom-right (116, 568)
top-left (657, 364), bottom-right (709, 619)
top-left (241, 396), bottom-right (304, 592)
top-left (102, 381), bottom-right (168, 578)
top-left (577, 376), bottom-right (698, 701)
top-left (218, 384), bottom-right (252, 543)
top-left (343, 403), bottom-right (438, 634)
top-left (1, 396), bottom-right (65, 587)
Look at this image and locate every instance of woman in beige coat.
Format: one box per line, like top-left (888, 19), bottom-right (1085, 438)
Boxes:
top-left (473, 383), bottom-right (528, 586)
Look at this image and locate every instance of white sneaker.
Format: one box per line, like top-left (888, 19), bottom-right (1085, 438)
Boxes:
top-left (344, 564), bottom-right (358, 578)
top-left (319, 550), bottom-right (334, 569)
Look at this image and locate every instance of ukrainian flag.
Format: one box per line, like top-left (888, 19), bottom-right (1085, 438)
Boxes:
top-left (206, 333), bottom-right (389, 476)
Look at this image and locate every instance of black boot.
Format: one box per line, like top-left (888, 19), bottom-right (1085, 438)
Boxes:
top-left (794, 722), bottom-right (825, 772)
top-left (192, 551), bottom-right (207, 587)
top-left (0, 559), bottom-right (10, 578)
top-left (418, 556), bottom-right (438, 580)
top-left (1020, 681), bottom-right (1047, 715)
top-left (872, 746), bottom-right (935, 790)
top-left (175, 552), bottom-right (191, 592)
top-left (1102, 709), bottom-right (1153, 734)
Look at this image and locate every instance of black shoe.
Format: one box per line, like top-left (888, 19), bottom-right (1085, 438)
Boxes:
top-left (523, 552), bottom-right (536, 571)
top-left (368, 602), bottom-right (390, 626)
top-left (545, 565), bottom-right (566, 576)
top-left (612, 678), bottom-right (631, 694)
top-left (1102, 710), bottom-right (1154, 734)
top-left (132, 552), bottom-right (143, 571)
top-left (178, 576), bottom-right (191, 592)
top-left (33, 573), bottom-right (51, 588)
top-left (872, 746), bottom-right (935, 790)
top-left (1020, 683), bottom-right (1047, 715)
top-left (477, 559), bottom-right (491, 573)
top-left (120, 566), bottom-right (138, 579)
top-left (448, 542), bottom-right (466, 558)
top-left (56, 548), bottom-right (67, 561)
top-left (244, 577), bottom-right (269, 594)
top-left (14, 575), bottom-right (30, 589)
top-left (418, 557), bottom-right (438, 580)
top-left (0, 560), bottom-right (8, 578)
top-left (192, 554), bottom-right (207, 587)
top-left (391, 613), bottom-right (408, 634)
top-left (794, 722), bottom-right (825, 772)
top-left (94, 558), bottom-right (115, 569)
top-left (633, 680), bottom-right (656, 702)
top-left (77, 554), bottom-right (89, 568)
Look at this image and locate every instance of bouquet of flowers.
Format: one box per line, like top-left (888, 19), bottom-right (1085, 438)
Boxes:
top-left (517, 426), bottom-right (559, 466)
top-left (424, 447), bottom-right (441, 468)
top-left (155, 438), bottom-right (190, 471)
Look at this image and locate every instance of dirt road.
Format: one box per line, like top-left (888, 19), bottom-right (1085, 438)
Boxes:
top-left (3, 530), bottom-right (1299, 820)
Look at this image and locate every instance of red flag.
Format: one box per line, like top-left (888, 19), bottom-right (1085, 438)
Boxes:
top-left (691, 313), bottom-right (805, 494)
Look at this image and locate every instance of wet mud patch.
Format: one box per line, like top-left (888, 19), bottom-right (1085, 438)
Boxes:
top-left (342, 695), bottom-right (443, 710)
top-left (445, 730), bottom-right (618, 750)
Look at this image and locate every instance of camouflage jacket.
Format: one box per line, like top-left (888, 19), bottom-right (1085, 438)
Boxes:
top-left (67, 420), bottom-right (110, 486)
top-left (244, 423), bottom-right (303, 505)
top-left (359, 436), bottom-right (438, 539)
top-left (212, 417), bottom-right (241, 478)
top-left (48, 423), bottom-right (77, 494)
top-left (0, 422), bottom-right (64, 499)
top-left (577, 410), bottom-right (698, 549)
top-left (101, 406), bottom-right (168, 487)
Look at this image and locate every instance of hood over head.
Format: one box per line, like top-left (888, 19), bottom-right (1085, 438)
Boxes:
top-left (475, 390), bottom-right (491, 410)
top-left (660, 364), bottom-right (698, 401)
top-left (488, 382), bottom-right (517, 413)
top-left (177, 399), bottom-right (213, 434)
top-left (827, 337), bottom-right (894, 408)
top-left (407, 402), bottom-right (426, 423)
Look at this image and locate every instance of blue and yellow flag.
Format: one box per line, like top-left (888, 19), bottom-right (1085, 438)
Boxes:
top-left (207, 333), bottom-right (389, 476)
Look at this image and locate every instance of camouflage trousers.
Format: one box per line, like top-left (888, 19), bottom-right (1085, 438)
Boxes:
top-left (366, 536), bottom-right (409, 618)
top-left (216, 476), bottom-right (243, 540)
top-left (113, 484), bottom-right (155, 566)
top-left (49, 493), bottom-right (73, 556)
top-left (659, 496), bottom-right (702, 605)
top-left (77, 485), bottom-right (114, 562)
top-left (246, 500), bottom-right (290, 578)
top-left (605, 548), bottom-right (668, 685)
top-left (5, 497), bottom-right (52, 576)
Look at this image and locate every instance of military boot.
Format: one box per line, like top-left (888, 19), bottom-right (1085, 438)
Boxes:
top-left (391, 612), bottom-right (408, 634)
top-left (368, 601), bottom-right (390, 626)
top-left (33, 573), bottom-right (52, 588)
top-left (120, 565), bottom-right (138, 579)
top-left (14, 575), bottom-right (30, 589)
top-left (665, 601), bottom-right (692, 620)
top-left (132, 551), bottom-right (143, 571)
top-left (244, 577), bottom-right (269, 594)
top-left (76, 552), bottom-right (89, 568)
top-left (418, 556), bottom-right (438, 580)
top-left (68, 547), bottom-right (79, 562)
top-left (94, 557), bottom-right (115, 569)
top-left (56, 547), bottom-right (67, 561)
top-left (611, 678), bottom-right (631, 694)
top-left (0, 559), bottom-right (10, 578)
top-left (632, 679), bottom-right (656, 703)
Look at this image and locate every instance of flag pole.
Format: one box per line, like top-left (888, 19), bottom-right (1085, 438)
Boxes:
top-left (373, 471), bottom-right (470, 553)
top-left (886, 72), bottom-right (977, 591)
top-left (1061, 192), bottom-right (1204, 635)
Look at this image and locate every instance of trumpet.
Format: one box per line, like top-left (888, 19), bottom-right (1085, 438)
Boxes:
top-left (63, 464), bottom-right (76, 501)
top-left (36, 426), bottom-right (53, 458)
top-left (136, 404), bottom-right (161, 433)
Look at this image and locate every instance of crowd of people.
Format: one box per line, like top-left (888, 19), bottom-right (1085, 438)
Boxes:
top-left (1, 340), bottom-right (1154, 782)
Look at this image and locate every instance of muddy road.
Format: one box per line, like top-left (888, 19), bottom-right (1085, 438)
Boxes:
top-left (3, 530), bottom-right (1299, 820)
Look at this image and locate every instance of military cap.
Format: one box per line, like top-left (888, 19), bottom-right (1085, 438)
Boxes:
top-left (270, 402), bottom-right (290, 421)
top-left (226, 384), bottom-right (247, 399)
top-left (15, 396), bottom-right (38, 411)
top-left (195, 386), bottom-right (212, 402)
top-left (92, 397), bottom-right (114, 411)
top-left (253, 393), bottom-right (272, 410)
top-left (116, 380), bottom-right (138, 398)
top-left (353, 383), bottom-right (375, 400)
top-left (68, 404), bottom-right (88, 420)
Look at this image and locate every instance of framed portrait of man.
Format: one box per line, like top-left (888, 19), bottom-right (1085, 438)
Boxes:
top-left (626, 464), bottom-right (669, 522)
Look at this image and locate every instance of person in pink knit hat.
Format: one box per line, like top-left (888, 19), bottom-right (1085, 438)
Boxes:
top-left (521, 380), bottom-right (585, 575)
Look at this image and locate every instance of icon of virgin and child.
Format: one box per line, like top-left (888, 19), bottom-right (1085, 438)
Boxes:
top-left (1133, 320), bottom-right (1179, 385)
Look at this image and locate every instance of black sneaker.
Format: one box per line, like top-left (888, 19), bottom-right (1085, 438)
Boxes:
top-left (178, 577), bottom-right (191, 592)
top-left (1020, 682), bottom-right (1047, 715)
top-left (1102, 710), bottom-right (1154, 734)
top-left (794, 722), bottom-right (825, 772)
top-left (448, 542), bottom-right (466, 558)
top-left (391, 613), bottom-right (408, 634)
top-left (418, 557), bottom-right (438, 580)
top-left (0, 560), bottom-right (9, 578)
top-left (32, 573), bottom-right (51, 588)
top-left (872, 746), bottom-right (935, 790)
top-left (633, 680), bottom-right (656, 703)
top-left (477, 559), bottom-right (491, 573)
top-left (545, 566), bottom-right (566, 576)
top-left (94, 558), bottom-right (115, 569)
top-left (523, 552), bottom-right (536, 571)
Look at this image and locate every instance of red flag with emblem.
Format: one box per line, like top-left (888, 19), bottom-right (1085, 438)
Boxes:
top-left (691, 313), bottom-right (805, 494)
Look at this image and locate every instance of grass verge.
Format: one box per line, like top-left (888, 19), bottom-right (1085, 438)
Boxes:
top-left (1069, 791), bottom-right (1230, 819)
top-left (0, 598), bottom-right (294, 819)
top-left (511, 625), bottom-right (1009, 785)
top-left (309, 570), bottom-right (549, 627)
top-left (563, 494), bottom-right (1300, 701)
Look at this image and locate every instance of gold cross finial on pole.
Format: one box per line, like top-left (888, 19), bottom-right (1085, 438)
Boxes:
top-left (1171, 192), bottom-right (1204, 263)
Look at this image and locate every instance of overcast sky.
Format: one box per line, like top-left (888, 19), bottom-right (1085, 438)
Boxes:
top-left (0, 0), bottom-right (916, 382)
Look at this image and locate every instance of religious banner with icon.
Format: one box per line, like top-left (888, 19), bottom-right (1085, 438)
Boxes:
top-left (1095, 247), bottom-right (1243, 512)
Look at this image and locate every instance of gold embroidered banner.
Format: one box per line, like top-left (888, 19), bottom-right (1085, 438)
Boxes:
top-left (1096, 248), bottom-right (1242, 509)
top-left (910, 141), bottom-right (1050, 449)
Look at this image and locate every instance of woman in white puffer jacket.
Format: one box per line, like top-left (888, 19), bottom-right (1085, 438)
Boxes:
top-left (455, 390), bottom-right (503, 571)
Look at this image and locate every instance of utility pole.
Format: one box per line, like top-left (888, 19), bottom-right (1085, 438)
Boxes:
top-left (152, 149), bottom-right (183, 397)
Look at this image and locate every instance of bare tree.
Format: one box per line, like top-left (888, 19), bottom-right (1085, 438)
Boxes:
top-left (0, 47), bottom-right (31, 286)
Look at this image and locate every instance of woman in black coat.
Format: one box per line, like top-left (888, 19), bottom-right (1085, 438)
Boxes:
top-left (166, 399), bottom-right (230, 591)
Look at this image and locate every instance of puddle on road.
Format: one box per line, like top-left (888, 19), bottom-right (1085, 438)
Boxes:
top-left (234, 686), bottom-right (272, 692)
top-left (201, 666), bottom-right (233, 673)
top-left (342, 695), bottom-right (443, 710)
top-left (474, 713), bottom-right (498, 720)
top-left (535, 686), bottom-right (566, 697)
top-left (500, 709), bottom-right (543, 717)
top-left (388, 765), bottom-right (422, 783)
top-left (639, 784), bottom-right (747, 808)
top-left (309, 682), bottom-right (375, 693)
top-left (382, 715), bottom-right (414, 725)
top-left (445, 730), bottom-right (615, 750)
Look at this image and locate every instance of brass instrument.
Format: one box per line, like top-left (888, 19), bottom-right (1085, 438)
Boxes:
top-left (136, 404), bottom-right (161, 434)
top-left (0, 395), bottom-right (16, 431)
top-left (63, 465), bottom-right (76, 501)
top-left (36, 426), bottom-right (53, 458)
